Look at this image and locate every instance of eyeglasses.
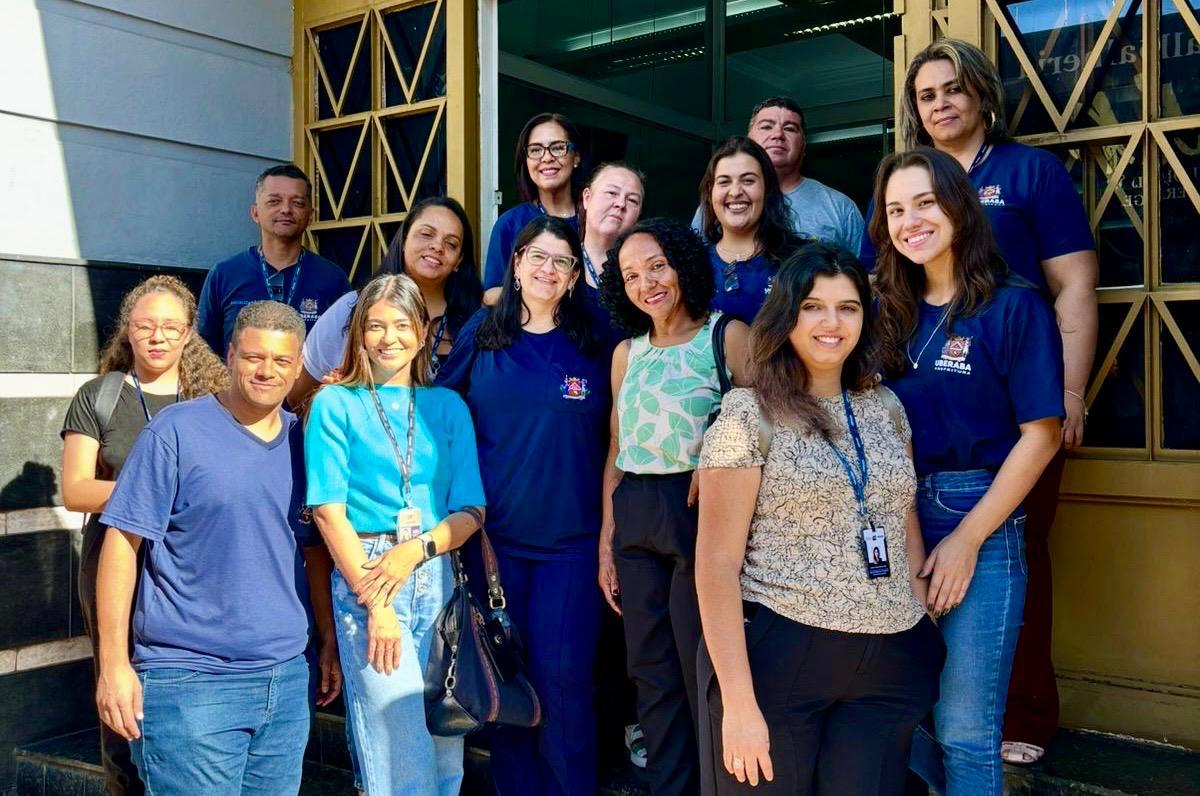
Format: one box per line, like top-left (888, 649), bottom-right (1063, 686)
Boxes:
top-left (129, 320), bottom-right (189, 341)
top-left (521, 246), bottom-right (578, 273)
top-left (525, 141), bottom-right (574, 160)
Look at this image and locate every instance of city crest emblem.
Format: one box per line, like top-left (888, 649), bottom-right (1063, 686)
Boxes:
top-left (299, 298), bottom-right (320, 320)
top-left (978, 184), bottom-right (1004, 207)
top-left (934, 335), bottom-right (973, 374)
top-left (561, 375), bottom-right (589, 400)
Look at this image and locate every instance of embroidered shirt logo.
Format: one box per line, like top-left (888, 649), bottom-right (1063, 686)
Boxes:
top-left (561, 375), bottom-right (590, 400)
top-left (978, 184), bottom-right (1005, 207)
top-left (299, 298), bottom-right (320, 320)
top-left (934, 335), bottom-right (973, 374)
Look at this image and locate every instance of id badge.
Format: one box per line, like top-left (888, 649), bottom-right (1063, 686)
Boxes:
top-left (396, 507), bottom-right (423, 543)
top-left (861, 523), bottom-right (891, 579)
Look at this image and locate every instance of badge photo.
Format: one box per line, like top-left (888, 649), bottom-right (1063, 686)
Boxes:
top-left (861, 524), bottom-right (891, 579)
top-left (396, 506), bottom-right (422, 543)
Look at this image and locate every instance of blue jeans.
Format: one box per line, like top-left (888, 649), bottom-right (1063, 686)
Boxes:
top-left (333, 535), bottom-right (463, 796)
top-left (131, 653), bottom-right (311, 795)
top-left (910, 470), bottom-right (1027, 796)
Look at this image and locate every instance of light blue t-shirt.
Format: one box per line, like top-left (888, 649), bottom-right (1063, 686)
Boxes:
top-left (305, 384), bottom-right (485, 533)
top-left (100, 395), bottom-right (313, 674)
top-left (692, 175), bottom-right (864, 253)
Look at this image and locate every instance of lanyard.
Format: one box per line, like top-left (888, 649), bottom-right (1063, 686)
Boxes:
top-left (130, 371), bottom-right (178, 423)
top-left (823, 390), bottom-right (871, 522)
top-left (967, 142), bottom-right (992, 174)
top-left (368, 384), bottom-right (416, 506)
top-left (582, 248), bottom-right (600, 287)
top-left (429, 316), bottom-right (448, 377)
top-left (257, 247), bottom-right (303, 306)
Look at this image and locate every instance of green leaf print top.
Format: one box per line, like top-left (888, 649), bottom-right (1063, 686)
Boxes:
top-left (616, 312), bottom-right (728, 474)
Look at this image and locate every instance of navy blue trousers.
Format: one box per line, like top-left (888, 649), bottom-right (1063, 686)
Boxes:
top-left (487, 552), bottom-right (604, 796)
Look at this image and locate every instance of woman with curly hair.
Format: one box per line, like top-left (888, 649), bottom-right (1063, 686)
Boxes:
top-left (699, 136), bottom-right (808, 324)
top-left (598, 217), bottom-right (750, 796)
top-left (870, 148), bottom-right (1063, 795)
top-left (60, 274), bottom-right (228, 796)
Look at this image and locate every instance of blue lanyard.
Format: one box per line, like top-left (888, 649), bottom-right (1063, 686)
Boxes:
top-left (582, 248), bottom-right (599, 287)
top-left (824, 390), bottom-right (870, 522)
top-left (429, 315), bottom-right (448, 377)
top-left (130, 371), bottom-right (179, 423)
top-left (257, 247), bottom-right (303, 306)
top-left (968, 143), bottom-right (992, 174)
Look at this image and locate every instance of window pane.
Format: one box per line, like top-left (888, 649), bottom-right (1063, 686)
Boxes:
top-left (1160, 130), bottom-right (1200, 284)
top-left (312, 124), bottom-right (372, 220)
top-left (1084, 301), bottom-right (1146, 449)
top-left (1161, 301), bottom-right (1200, 449)
top-left (1161, 0), bottom-right (1200, 117)
top-left (314, 19), bottom-right (371, 119)
top-left (499, 0), bottom-right (709, 118)
top-left (381, 110), bottom-right (447, 214)
top-left (1088, 140), bottom-right (1144, 288)
top-left (312, 226), bottom-right (371, 286)
top-left (382, 2), bottom-right (447, 106)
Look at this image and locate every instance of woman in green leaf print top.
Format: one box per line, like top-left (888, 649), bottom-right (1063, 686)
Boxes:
top-left (596, 217), bottom-right (750, 795)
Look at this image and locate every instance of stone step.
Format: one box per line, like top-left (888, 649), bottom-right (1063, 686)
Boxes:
top-left (13, 722), bottom-right (1199, 795)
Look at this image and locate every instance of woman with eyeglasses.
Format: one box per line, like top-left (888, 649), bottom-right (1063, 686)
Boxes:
top-left (598, 218), bottom-right (751, 796)
top-left (61, 275), bottom-right (232, 796)
top-left (699, 137), bottom-right (808, 325)
top-left (289, 196), bottom-right (483, 411)
top-left (438, 216), bottom-right (610, 796)
top-left (483, 113), bottom-right (584, 295)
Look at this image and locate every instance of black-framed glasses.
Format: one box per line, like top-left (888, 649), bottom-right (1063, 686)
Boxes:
top-left (525, 141), bottom-right (574, 160)
top-left (522, 246), bottom-right (578, 273)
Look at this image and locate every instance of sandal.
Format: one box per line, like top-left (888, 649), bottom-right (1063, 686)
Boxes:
top-left (624, 723), bottom-right (648, 769)
top-left (1001, 741), bottom-right (1045, 765)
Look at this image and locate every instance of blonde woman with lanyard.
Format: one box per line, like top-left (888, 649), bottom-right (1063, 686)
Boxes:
top-left (579, 161), bottom-right (645, 300)
top-left (61, 275), bottom-right (230, 796)
top-left (305, 273), bottom-right (486, 795)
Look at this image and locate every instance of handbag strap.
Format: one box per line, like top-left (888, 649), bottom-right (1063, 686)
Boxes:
top-left (710, 312), bottom-right (734, 397)
top-left (449, 509), bottom-right (507, 610)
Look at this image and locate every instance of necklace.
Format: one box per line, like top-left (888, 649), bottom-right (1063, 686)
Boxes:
top-left (715, 241), bottom-right (758, 263)
top-left (905, 304), bottom-right (952, 370)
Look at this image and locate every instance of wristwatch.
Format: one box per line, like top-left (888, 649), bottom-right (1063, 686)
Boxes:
top-left (419, 533), bottom-right (437, 562)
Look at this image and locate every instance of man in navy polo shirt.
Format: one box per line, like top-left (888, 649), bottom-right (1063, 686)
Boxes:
top-left (198, 164), bottom-right (350, 355)
top-left (94, 302), bottom-right (339, 795)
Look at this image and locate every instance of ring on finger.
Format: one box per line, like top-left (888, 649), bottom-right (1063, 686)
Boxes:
top-left (731, 757), bottom-right (744, 768)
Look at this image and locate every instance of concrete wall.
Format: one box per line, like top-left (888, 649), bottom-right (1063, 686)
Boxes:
top-left (0, 1), bottom-right (293, 789)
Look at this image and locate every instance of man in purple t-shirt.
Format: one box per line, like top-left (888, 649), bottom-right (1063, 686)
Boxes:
top-left (94, 302), bottom-right (339, 795)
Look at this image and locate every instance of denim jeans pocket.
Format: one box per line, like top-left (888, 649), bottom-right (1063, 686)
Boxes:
top-left (932, 487), bottom-right (986, 517)
top-left (140, 668), bottom-right (202, 686)
top-left (1011, 515), bottom-right (1029, 579)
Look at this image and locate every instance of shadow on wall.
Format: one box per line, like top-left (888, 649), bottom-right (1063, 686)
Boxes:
top-left (0, 463), bottom-right (57, 511)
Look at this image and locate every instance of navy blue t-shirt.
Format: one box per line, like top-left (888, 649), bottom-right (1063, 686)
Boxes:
top-left (483, 202), bottom-right (580, 290)
top-left (885, 286), bottom-right (1064, 476)
top-left (708, 246), bottom-right (776, 324)
top-left (860, 142), bottom-right (1094, 292)
top-left (100, 395), bottom-right (314, 673)
top-left (197, 246), bottom-right (351, 354)
top-left (437, 308), bottom-right (611, 560)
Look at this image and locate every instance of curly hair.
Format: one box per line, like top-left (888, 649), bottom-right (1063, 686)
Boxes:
top-left (477, 216), bottom-right (598, 355)
top-left (380, 195), bottom-right (483, 336)
top-left (749, 244), bottom-right (878, 435)
top-left (698, 137), bottom-right (804, 264)
top-left (97, 274), bottom-right (229, 398)
top-left (898, 38), bottom-right (1011, 150)
top-left (868, 148), bottom-right (1006, 377)
top-left (598, 218), bottom-right (714, 336)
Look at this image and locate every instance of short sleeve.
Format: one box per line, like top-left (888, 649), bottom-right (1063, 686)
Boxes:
top-left (874, 386), bottom-right (912, 445)
top-left (1000, 290), bottom-right (1065, 424)
top-left (286, 421), bottom-right (317, 546)
top-left (303, 291), bottom-right (357, 380)
top-left (858, 196), bottom-right (879, 270)
top-left (1030, 150), bottom-right (1095, 260)
top-left (304, 388), bottom-right (352, 507)
top-left (690, 205), bottom-right (704, 236)
top-left (435, 308), bottom-right (486, 394)
top-left (98, 427), bottom-right (178, 541)
top-left (441, 391), bottom-right (486, 510)
top-left (484, 210), bottom-right (520, 290)
top-left (61, 378), bottom-right (103, 441)
top-left (700, 388), bottom-right (766, 469)
top-left (840, 198), bottom-right (866, 255)
top-left (196, 265), bottom-right (224, 355)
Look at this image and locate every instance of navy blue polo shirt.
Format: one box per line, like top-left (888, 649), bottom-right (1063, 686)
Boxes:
top-left (197, 246), bottom-right (350, 354)
top-left (885, 286), bottom-right (1064, 476)
top-left (708, 246), bottom-right (775, 324)
top-left (860, 142), bottom-right (1094, 291)
top-left (482, 202), bottom-right (580, 290)
top-left (437, 308), bottom-right (611, 560)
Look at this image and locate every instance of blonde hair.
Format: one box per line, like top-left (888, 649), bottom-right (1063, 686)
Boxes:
top-left (898, 38), bottom-right (1009, 150)
top-left (97, 275), bottom-right (229, 398)
top-left (335, 273), bottom-right (432, 388)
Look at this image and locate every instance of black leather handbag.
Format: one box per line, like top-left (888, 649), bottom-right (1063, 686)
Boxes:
top-left (424, 529), bottom-right (543, 736)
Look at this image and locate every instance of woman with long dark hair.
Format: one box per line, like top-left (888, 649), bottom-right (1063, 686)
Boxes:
top-left (483, 112), bottom-right (585, 293)
top-left (598, 218), bottom-right (750, 796)
top-left (438, 215), bottom-right (610, 796)
top-left (62, 275), bottom-right (231, 796)
top-left (289, 195), bottom-right (483, 409)
top-left (305, 273), bottom-right (486, 795)
top-left (870, 147), bottom-right (1063, 796)
top-left (698, 136), bottom-right (807, 324)
top-left (695, 245), bottom-right (942, 795)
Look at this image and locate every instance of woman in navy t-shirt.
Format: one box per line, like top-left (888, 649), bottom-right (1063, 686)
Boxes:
top-left (438, 215), bottom-right (610, 796)
top-left (699, 136), bottom-right (807, 324)
top-left (483, 113), bottom-right (585, 294)
top-left (871, 147), bottom-right (1063, 796)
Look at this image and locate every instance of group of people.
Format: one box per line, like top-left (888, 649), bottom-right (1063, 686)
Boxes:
top-left (61, 36), bottom-right (1096, 796)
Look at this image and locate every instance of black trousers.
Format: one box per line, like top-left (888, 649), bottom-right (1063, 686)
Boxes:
top-left (613, 472), bottom-right (702, 796)
top-left (699, 604), bottom-right (945, 796)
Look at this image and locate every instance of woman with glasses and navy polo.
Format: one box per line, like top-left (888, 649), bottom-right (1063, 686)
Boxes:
top-left (699, 136), bottom-right (807, 324)
top-left (482, 113), bottom-right (585, 297)
top-left (870, 147), bottom-right (1063, 796)
top-left (438, 216), bottom-right (612, 796)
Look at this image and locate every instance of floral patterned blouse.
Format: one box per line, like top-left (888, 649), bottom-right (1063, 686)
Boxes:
top-left (699, 387), bottom-right (926, 634)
